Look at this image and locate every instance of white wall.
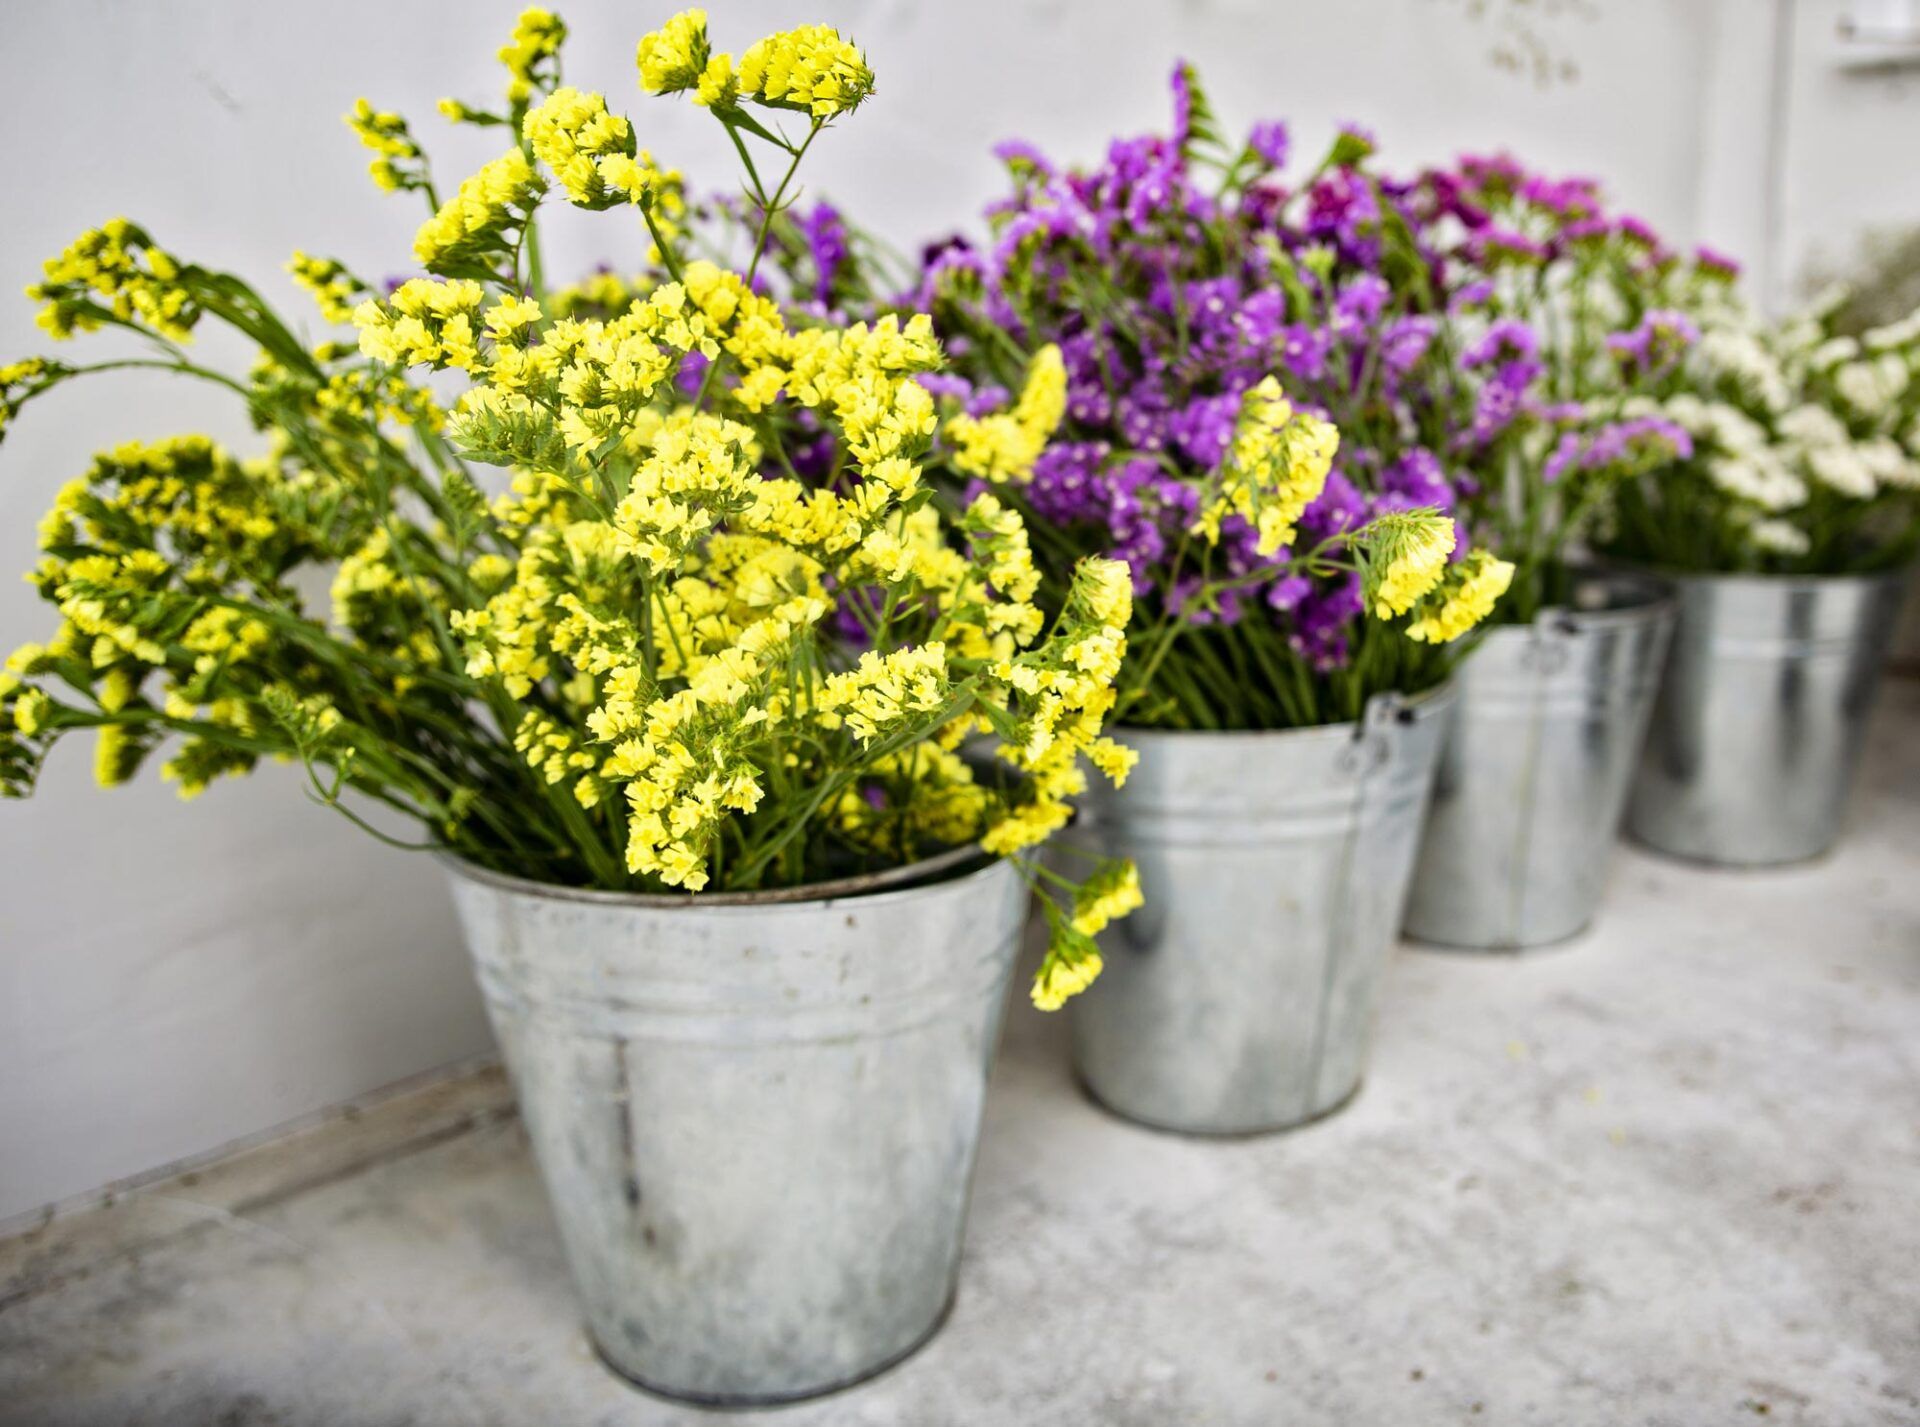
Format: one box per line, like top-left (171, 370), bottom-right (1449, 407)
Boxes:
top-left (2, 0), bottom-right (1916, 1221)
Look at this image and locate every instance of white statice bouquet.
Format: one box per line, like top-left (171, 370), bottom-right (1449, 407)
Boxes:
top-left (1606, 288), bottom-right (1920, 573)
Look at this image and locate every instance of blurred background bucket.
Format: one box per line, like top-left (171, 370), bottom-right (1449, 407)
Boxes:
top-left (1070, 687), bottom-right (1452, 1135)
top-left (1627, 569), bottom-right (1909, 866)
top-left (1404, 570), bottom-right (1674, 950)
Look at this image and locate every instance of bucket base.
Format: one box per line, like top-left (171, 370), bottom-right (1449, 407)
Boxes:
top-left (1075, 1073), bottom-right (1364, 1140)
top-left (587, 1289), bottom-right (956, 1408)
top-left (1624, 830), bottom-right (1835, 872)
top-left (1404, 918), bottom-right (1595, 955)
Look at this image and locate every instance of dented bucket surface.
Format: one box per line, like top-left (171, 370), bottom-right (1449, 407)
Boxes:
top-left (443, 852), bottom-right (1027, 1407)
top-left (1070, 687), bottom-right (1452, 1136)
top-left (1403, 570), bottom-right (1674, 951)
top-left (1627, 568), bottom-right (1909, 867)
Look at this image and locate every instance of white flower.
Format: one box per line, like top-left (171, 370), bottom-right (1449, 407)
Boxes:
top-left (1750, 518), bottom-right (1810, 556)
top-left (1804, 442), bottom-right (1876, 499)
top-left (1809, 336), bottom-right (1859, 371)
top-left (1701, 327), bottom-right (1791, 412)
top-left (1778, 403), bottom-right (1849, 449)
top-left (1858, 435), bottom-right (1920, 489)
top-left (1705, 402), bottom-right (1769, 457)
top-left (1834, 357), bottom-right (1907, 419)
top-left (1863, 311), bottom-right (1920, 352)
top-left (1708, 453), bottom-right (1806, 512)
top-left (1660, 392), bottom-right (1709, 433)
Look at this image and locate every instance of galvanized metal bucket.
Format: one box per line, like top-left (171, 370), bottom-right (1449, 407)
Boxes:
top-left (1070, 686), bottom-right (1452, 1136)
top-left (1627, 568), bottom-right (1909, 866)
top-left (1403, 570), bottom-right (1674, 951)
top-left (443, 850), bottom-right (1027, 1406)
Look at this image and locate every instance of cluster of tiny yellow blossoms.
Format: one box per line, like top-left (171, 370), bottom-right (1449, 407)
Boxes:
top-left (1032, 939), bottom-right (1104, 1011)
top-left (1027, 858), bottom-right (1144, 1011)
top-left (739, 24), bottom-right (875, 118)
top-left (1, 357), bottom-right (58, 442)
top-left (6, 434), bottom-right (357, 798)
top-left (498, 7), bottom-right (567, 105)
top-left (597, 595), bottom-right (822, 888)
top-left (1362, 509), bottom-right (1458, 618)
top-left (945, 346), bottom-right (1068, 483)
top-left (1404, 548), bottom-right (1516, 644)
top-left (983, 555), bottom-right (1135, 857)
top-left (28, 219), bottom-right (198, 343)
top-left (818, 644), bottom-right (950, 741)
top-left (522, 89), bottom-right (687, 251)
top-left (287, 252), bottom-right (365, 325)
top-left (345, 98), bottom-right (424, 193)
top-left (1195, 377), bottom-right (1340, 557)
top-left (636, 11), bottom-right (715, 97)
top-left (638, 10), bottom-right (874, 120)
top-left (413, 149), bottom-right (544, 272)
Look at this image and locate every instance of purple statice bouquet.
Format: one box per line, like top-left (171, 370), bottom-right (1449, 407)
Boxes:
top-left (870, 68), bottom-right (1521, 729)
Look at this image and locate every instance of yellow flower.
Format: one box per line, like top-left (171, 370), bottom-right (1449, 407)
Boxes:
top-left (1405, 549), bottom-right (1514, 643)
top-left (523, 88), bottom-right (646, 210)
top-left (1362, 510), bottom-right (1457, 618)
top-left (412, 149), bottom-right (543, 271)
top-left (93, 723), bottom-right (141, 787)
top-left (29, 219), bottom-right (199, 343)
top-left (737, 24), bottom-right (875, 119)
top-left (1031, 912), bottom-right (1105, 1010)
top-left (943, 345), bottom-right (1065, 484)
top-left (817, 644), bottom-right (951, 742)
top-left (636, 10), bottom-right (712, 95)
top-left (11, 687), bottom-right (50, 736)
top-left (1071, 860), bottom-right (1142, 937)
top-left (345, 98), bottom-right (423, 191)
top-left (499, 7), bottom-right (567, 104)
top-left (287, 251), bottom-right (363, 325)
top-left (1194, 376), bottom-right (1338, 556)
top-left (695, 54), bottom-right (739, 110)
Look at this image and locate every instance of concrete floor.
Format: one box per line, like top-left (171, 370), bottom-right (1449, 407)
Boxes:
top-left (3, 689), bottom-right (1918, 1427)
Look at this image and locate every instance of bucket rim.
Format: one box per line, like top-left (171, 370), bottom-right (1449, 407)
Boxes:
top-left (1555, 565), bottom-right (1677, 624)
top-left (1605, 561), bottom-right (1912, 598)
top-left (1111, 678), bottom-right (1455, 747)
top-left (438, 840), bottom-right (1003, 910)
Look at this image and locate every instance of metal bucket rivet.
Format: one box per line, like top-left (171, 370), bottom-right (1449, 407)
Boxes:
top-left (1627, 567), bottom-right (1909, 867)
top-left (1069, 685), bottom-right (1453, 1136)
top-left (443, 851), bottom-right (1027, 1406)
top-left (1404, 569), bottom-right (1675, 951)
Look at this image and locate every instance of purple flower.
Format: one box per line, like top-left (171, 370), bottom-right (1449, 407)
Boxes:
top-left (1382, 447), bottom-right (1455, 510)
top-left (1331, 274), bottom-right (1390, 338)
top-left (1248, 119), bottom-right (1290, 168)
top-left (1469, 226), bottom-right (1549, 266)
top-left (1604, 308), bottom-right (1699, 379)
top-left (1380, 316), bottom-right (1438, 375)
top-left (993, 140), bottom-right (1055, 180)
top-left (1462, 319), bottom-right (1539, 369)
top-left (1541, 416), bottom-right (1693, 484)
top-left (795, 202), bottom-right (850, 306)
top-left (1170, 61), bottom-right (1196, 149)
top-left (1694, 244), bottom-right (1741, 279)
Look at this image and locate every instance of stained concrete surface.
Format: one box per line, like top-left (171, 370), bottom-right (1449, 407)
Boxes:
top-left (3, 687), bottom-right (1918, 1427)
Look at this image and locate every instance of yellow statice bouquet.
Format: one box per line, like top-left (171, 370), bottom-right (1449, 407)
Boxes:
top-left (0, 9), bottom-right (1139, 1007)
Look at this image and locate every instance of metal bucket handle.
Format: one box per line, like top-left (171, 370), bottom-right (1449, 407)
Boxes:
top-left (1342, 683), bottom-right (1453, 777)
top-left (1520, 606), bottom-right (1582, 675)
